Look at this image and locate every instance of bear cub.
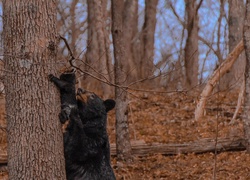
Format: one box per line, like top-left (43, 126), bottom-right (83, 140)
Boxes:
top-left (49, 71), bottom-right (116, 180)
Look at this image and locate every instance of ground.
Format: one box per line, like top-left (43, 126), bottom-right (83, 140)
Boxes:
top-left (107, 90), bottom-right (248, 179)
top-left (0, 90), bottom-right (249, 179)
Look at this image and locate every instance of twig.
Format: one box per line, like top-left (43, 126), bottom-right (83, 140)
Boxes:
top-left (58, 36), bottom-right (198, 98)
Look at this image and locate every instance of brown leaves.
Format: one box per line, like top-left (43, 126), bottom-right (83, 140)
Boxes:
top-left (107, 91), bottom-right (248, 179)
top-left (0, 90), bottom-right (248, 179)
top-left (112, 152), bottom-right (250, 179)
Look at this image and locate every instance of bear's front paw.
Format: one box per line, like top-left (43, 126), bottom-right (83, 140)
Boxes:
top-left (48, 74), bottom-right (55, 81)
top-left (59, 111), bottom-right (69, 124)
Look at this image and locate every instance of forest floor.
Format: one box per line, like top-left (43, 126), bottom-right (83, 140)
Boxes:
top-left (0, 89), bottom-right (250, 179)
top-left (107, 89), bottom-right (250, 180)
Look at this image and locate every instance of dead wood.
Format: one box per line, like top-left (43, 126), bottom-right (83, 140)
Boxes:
top-left (110, 137), bottom-right (246, 156)
top-left (195, 40), bottom-right (244, 121)
top-left (0, 137), bottom-right (246, 171)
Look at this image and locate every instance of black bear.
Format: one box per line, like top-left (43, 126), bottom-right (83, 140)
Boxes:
top-left (49, 71), bottom-right (116, 180)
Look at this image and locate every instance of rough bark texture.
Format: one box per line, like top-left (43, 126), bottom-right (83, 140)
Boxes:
top-left (223, 0), bottom-right (245, 89)
top-left (3, 1), bottom-right (66, 179)
top-left (111, 0), bottom-right (132, 161)
top-left (184, 0), bottom-right (199, 89)
top-left (243, 0), bottom-right (250, 153)
top-left (140, 0), bottom-right (158, 80)
top-left (195, 40), bottom-right (244, 121)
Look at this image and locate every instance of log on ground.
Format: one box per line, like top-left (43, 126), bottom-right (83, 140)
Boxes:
top-left (111, 137), bottom-right (246, 156)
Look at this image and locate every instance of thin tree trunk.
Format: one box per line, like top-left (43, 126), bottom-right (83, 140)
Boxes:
top-left (140, 0), bottom-right (158, 80)
top-left (123, 0), bottom-right (139, 82)
top-left (243, 0), bottom-right (250, 153)
top-left (103, 0), bottom-right (114, 87)
top-left (70, 0), bottom-right (78, 56)
top-left (85, 0), bottom-right (99, 90)
top-left (223, 0), bottom-right (245, 89)
top-left (93, 0), bottom-right (111, 98)
top-left (111, 0), bottom-right (132, 161)
top-left (184, 0), bottom-right (200, 89)
top-left (3, 1), bottom-right (66, 179)
top-left (86, 0), bottom-right (111, 98)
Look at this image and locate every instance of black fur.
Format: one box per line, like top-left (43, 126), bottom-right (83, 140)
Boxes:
top-left (48, 70), bottom-right (77, 124)
top-left (49, 71), bottom-right (116, 180)
top-left (76, 88), bottom-right (116, 179)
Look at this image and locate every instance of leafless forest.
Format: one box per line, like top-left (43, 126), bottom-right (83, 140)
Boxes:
top-left (1, 0), bottom-right (250, 179)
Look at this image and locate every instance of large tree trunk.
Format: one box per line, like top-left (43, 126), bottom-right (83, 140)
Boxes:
top-left (223, 0), bottom-right (245, 89)
top-left (111, 0), bottom-right (132, 161)
top-left (3, 1), bottom-right (66, 179)
top-left (140, 0), bottom-right (158, 80)
top-left (243, 0), bottom-right (250, 153)
top-left (184, 0), bottom-right (200, 89)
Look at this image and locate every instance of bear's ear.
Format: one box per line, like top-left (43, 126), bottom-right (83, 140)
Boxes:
top-left (104, 99), bottom-right (116, 112)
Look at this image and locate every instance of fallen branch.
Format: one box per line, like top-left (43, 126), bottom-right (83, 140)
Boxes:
top-left (0, 137), bottom-right (246, 164)
top-left (195, 40), bottom-right (244, 121)
top-left (110, 137), bottom-right (246, 156)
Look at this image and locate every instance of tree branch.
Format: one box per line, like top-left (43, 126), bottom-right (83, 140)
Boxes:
top-left (195, 39), bottom-right (244, 121)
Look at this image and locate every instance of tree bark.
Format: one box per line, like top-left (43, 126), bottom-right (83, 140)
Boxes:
top-left (111, 0), bottom-right (132, 161)
top-left (93, 0), bottom-right (112, 98)
top-left (123, 0), bottom-right (139, 82)
top-left (140, 0), bottom-right (158, 80)
top-left (184, 0), bottom-right (200, 89)
top-left (243, 0), bottom-right (250, 153)
top-left (69, 0), bottom-right (78, 56)
top-left (85, 0), bottom-right (111, 98)
top-left (222, 0), bottom-right (245, 89)
top-left (3, 1), bottom-right (66, 179)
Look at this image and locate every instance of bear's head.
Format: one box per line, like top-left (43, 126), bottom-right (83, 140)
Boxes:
top-left (76, 88), bottom-right (115, 124)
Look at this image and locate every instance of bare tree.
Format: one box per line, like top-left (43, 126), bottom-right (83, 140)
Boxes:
top-left (123, 0), bottom-right (139, 82)
top-left (57, 0), bottom-right (87, 59)
top-left (184, 0), bottom-right (202, 89)
top-left (111, 0), bottom-right (132, 161)
top-left (243, 0), bottom-right (250, 153)
top-left (85, 0), bottom-right (112, 98)
top-left (3, 1), bottom-right (66, 179)
top-left (140, 0), bottom-right (158, 80)
top-left (223, 0), bottom-right (245, 89)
